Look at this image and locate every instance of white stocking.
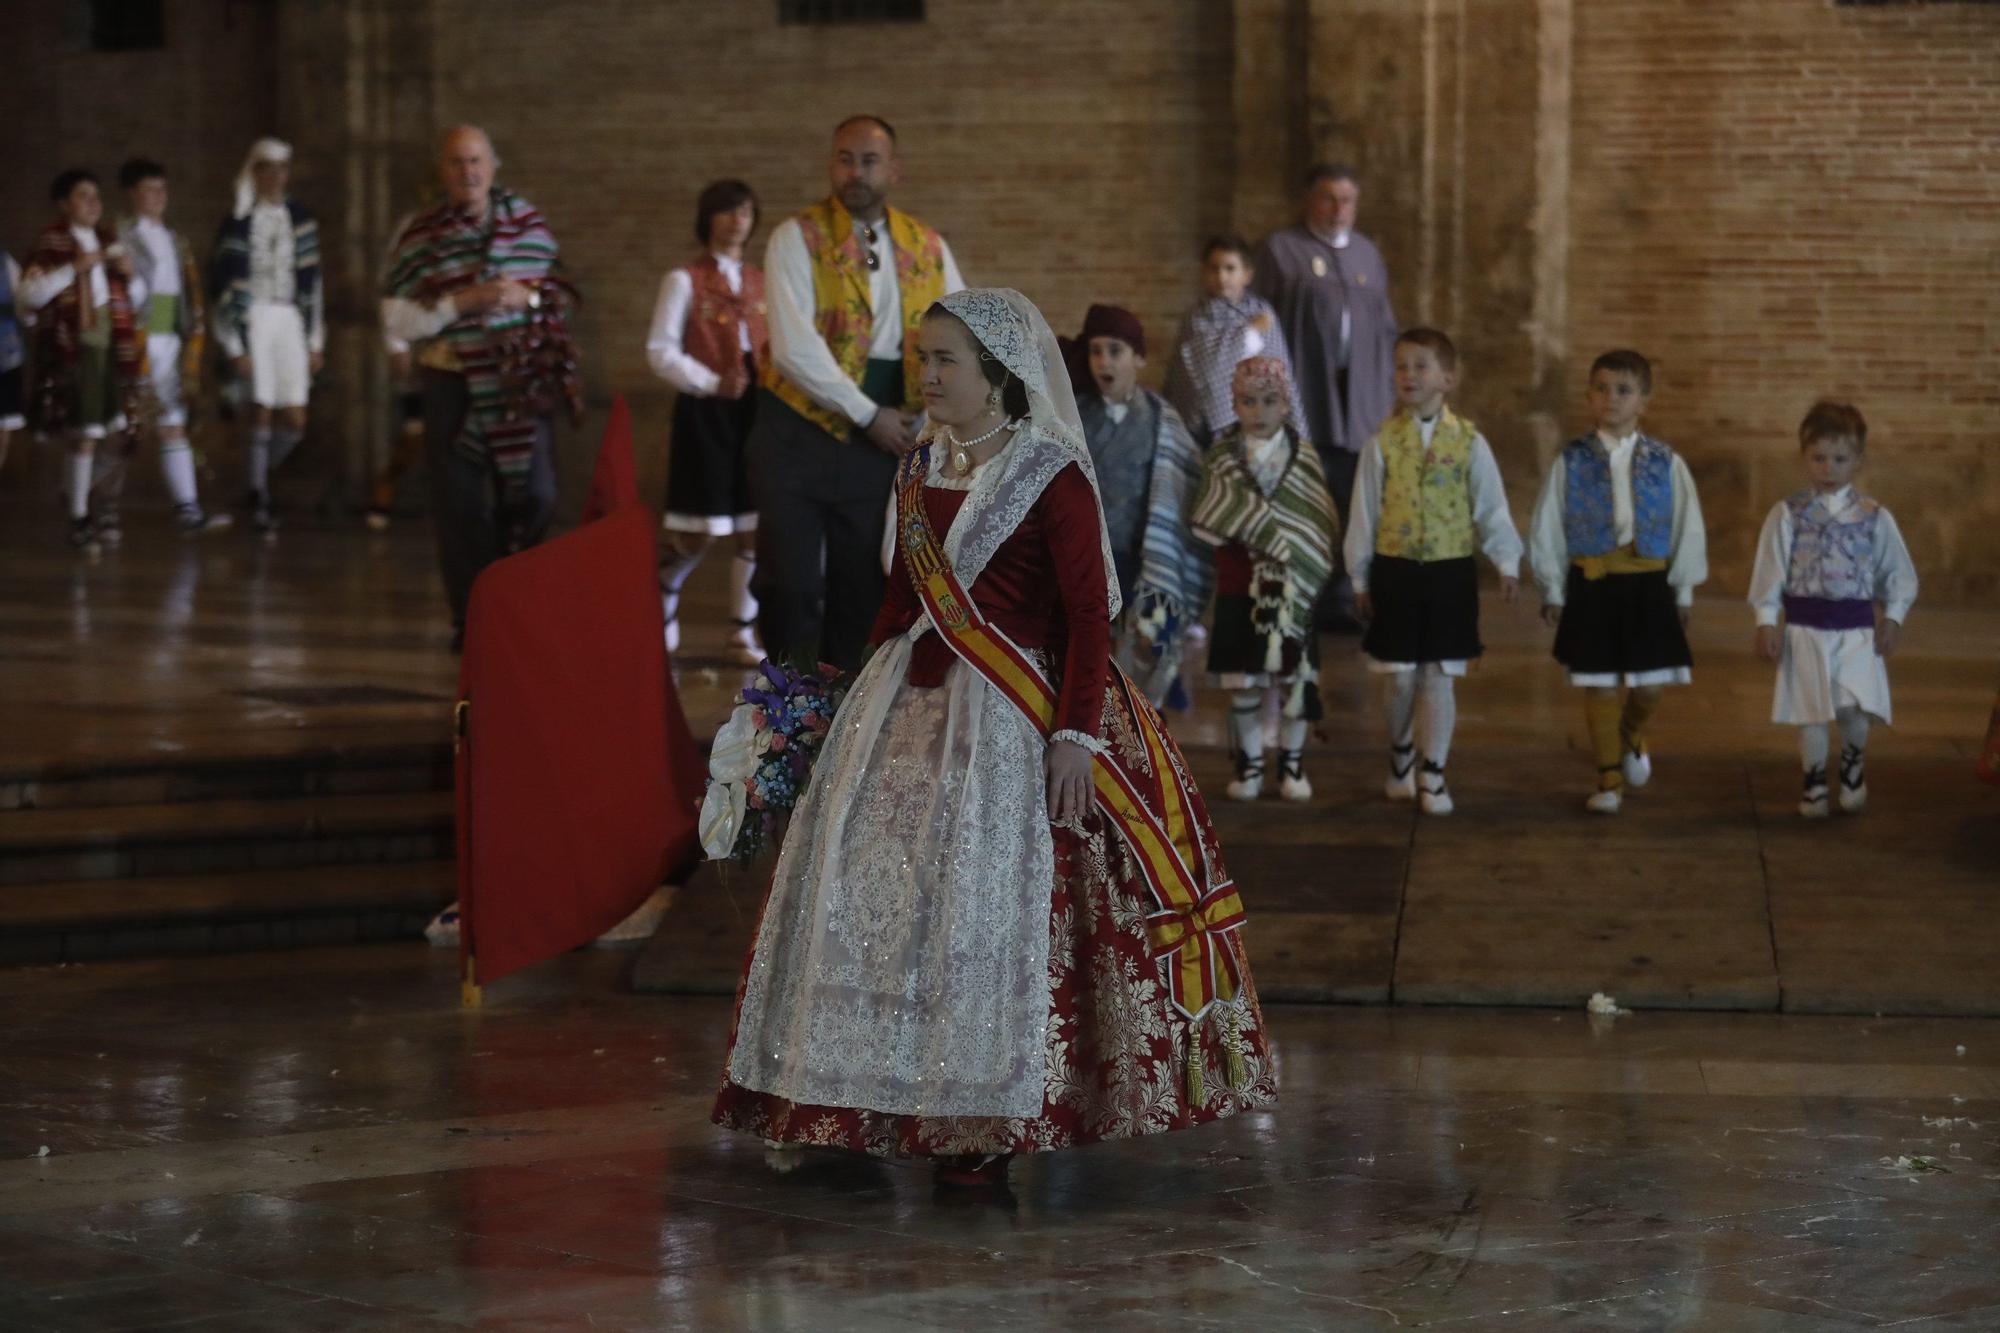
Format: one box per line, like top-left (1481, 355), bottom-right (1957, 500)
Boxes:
top-left (1383, 668), bottom-right (1417, 751)
top-left (1834, 706), bottom-right (1870, 756)
top-left (1799, 722), bottom-right (1830, 773)
top-left (728, 550), bottom-right (758, 625)
top-left (1418, 663), bottom-right (1457, 770)
top-left (1229, 689), bottom-right (1266, 763)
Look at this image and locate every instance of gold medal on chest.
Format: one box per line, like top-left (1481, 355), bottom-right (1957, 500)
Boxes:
top-left (1311, 256), bottom-right (1328, 278)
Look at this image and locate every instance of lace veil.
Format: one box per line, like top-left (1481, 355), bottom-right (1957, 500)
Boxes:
top-left (922, 288), bottom-right (1124, 622)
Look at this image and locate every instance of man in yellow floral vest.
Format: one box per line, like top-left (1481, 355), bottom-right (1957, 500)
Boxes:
top-left (753, 114), bottom-right (965, 670)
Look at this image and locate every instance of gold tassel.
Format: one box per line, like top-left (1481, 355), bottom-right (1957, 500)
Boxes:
top-left (1185, 1035), bottom-right (1205, 1110)
top-left (1224, 1006), bottom-right (1249, 1090)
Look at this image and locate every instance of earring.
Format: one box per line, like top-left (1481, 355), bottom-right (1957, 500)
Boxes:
top-left (987, 386), bottom-right (1001, 408)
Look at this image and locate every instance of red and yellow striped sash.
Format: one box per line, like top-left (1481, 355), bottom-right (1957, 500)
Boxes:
top-left (894, 449), bottom-right (1245, 1018)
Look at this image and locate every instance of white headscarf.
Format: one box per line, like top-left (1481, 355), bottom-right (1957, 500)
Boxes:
top-left (232, 137), bottom-right (292, 219)
top-left (921, 287), bottom-right (1124, 621)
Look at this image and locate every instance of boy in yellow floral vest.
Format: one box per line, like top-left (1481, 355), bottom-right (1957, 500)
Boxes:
top-left (1344, 329), bottom-right (1522, 814)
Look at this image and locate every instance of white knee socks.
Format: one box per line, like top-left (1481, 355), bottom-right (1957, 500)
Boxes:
top-left (1799, 722), bottom-right (1830, 773)
top-left (1419, 664), bottom-right (1457, 770)
top-left (728, 550), bottom-right (758, 625)
top-left (160, 437), bottom-right (198, 508)
top-left (247, 428), bottom-right (271, 494)
top-left (1836, 706), bottom-right (1870, 756)
top-left (68, 449), bottom-right (94, 519)
top-left (1384, 669), bottom-right (1417, 752)
top-left (1229, 689), bottom-right (1266, 763)
top-left (1802, 709), bottom-right (1871, 772)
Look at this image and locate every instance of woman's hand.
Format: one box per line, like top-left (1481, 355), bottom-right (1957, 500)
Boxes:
top-left (1046, 739), bottom-right (1093, 825)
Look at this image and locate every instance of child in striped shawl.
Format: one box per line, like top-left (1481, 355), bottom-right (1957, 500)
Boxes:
top-left (1190, 356), bottom-right (1338, 801)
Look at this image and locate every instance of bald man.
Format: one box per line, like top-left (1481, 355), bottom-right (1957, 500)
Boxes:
top-left (752, 114), bottom-right (964, 670)
top-left (382, 126), bottom-right (579, 646)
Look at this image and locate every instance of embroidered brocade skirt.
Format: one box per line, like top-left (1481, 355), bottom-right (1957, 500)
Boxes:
top-left (712, 651), bottom-right (1278, 1159)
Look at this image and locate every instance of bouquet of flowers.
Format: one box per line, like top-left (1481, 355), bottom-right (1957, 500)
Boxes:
top-left (699, 660), bottom-right (852, 864)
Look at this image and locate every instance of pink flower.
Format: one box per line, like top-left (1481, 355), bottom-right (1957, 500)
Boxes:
top-left (769, 733), bottom-right (788, 752)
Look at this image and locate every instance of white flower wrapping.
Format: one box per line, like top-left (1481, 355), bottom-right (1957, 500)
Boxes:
top-left (699, 703), bottom-right (770, 860)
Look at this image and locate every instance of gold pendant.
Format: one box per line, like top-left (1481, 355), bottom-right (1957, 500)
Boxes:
top-left (1311, 256), bottom-right (1328, 277)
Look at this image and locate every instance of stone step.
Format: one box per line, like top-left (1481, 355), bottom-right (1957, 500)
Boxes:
top-left (0, 739), bottom-right (453, 812)
top-left (0, 861), bottom-right (456, 967)
top-left (0, 789), bottom-right (454, 886)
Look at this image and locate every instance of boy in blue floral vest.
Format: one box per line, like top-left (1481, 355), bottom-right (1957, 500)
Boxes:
top-left (1528, 350), bottom-right (1708, 813)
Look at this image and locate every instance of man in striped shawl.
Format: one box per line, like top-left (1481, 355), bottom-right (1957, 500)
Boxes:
top-left (382, 125), bottom-right (581, 644)
top-left (1189, 355), bottom-right (1338, 802)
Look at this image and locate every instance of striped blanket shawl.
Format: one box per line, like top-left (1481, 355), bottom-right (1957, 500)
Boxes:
top-left (26, 218), bottom-right (143, 437)
top-left (383, 189), bottom-right (580, 499)
top-left (1189, 424), bottom-right (1337, 659)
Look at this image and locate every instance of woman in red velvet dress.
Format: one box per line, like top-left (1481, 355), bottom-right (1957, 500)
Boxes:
top-left (712, 289), bottom-right (1275, 1186)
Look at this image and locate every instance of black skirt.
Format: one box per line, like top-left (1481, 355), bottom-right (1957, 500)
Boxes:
top-left (1207, 594), bottom-right (1324, 720)
top-left (0, 365), bottom-right (22, 425)
top-left (664, 355), bottom-right (758, 526)
top-left (1552, 566), bottom-right (1693, 675)
top-left (1361, 555), bottom-right (1482, 663)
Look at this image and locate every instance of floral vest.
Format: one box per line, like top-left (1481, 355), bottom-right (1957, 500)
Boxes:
top-left (762, 196), bottom-right (947, 438)
top-left (1785, 489), bottom-right (1880, 601)
top-left (681, 254), bottom-right (768, 378)
top-left (1561, 434), bottom-right (1673, 559)
top-left (1374, 408), bottom-right (1478, 561)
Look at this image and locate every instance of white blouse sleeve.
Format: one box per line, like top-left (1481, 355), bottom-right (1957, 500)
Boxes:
top-left (1665, 453), bottom-right (1709, 607)
top-left (1527, 452), bottom-right (1571, 606)
top-left (1747, 502), bottom-right (1792, 627)
top-left (644, 269), bottom-right (720, 397)
top-left (1467, 434), bottom-right (1523, 578)
top-left (1341, 436), bottom-right (1384, 594)
top-left (1873, 507), bottom-right (1918, 624)
top-left (17, 261), bottom-right (77, 311)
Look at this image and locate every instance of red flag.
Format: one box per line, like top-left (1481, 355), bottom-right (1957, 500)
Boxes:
top-left (456, 400), bottom-right (705, 988)
top-left (581, 394), bottom-right (639, 521)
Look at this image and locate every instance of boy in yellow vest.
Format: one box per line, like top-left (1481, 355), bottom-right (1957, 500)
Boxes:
top-left (1344, 328), bottom-right (1521, 814)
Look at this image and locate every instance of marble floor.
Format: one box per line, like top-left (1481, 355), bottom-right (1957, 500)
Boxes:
top-left (2, 946), bottom-right (1999, 1330)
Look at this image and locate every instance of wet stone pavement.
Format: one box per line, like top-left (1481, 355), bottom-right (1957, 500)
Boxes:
top-left (2, 947), bottom-right (1997, 1330)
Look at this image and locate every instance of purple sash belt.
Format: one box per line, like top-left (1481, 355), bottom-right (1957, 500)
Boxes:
top-left (1783, 594), bottom-right (1874, 631)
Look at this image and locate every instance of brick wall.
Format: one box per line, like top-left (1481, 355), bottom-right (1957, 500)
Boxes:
top-left (1566, 0), bottom-right (2000, 602)
top-left (8, 0), bottom-right (1996, 600)
top-left (429, 0), bottom-right (1236, 504)
top-left (0, 4), bottom-right (274, 265)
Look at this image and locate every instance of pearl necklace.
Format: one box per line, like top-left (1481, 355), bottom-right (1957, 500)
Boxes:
top-left (944, 416), bottom-right (1013, 477)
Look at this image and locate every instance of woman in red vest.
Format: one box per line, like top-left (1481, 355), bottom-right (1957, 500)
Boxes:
top-left (646, 179), bottom-right (770, 665)
top-left (711, 289), bottom-right (1276, 1188)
